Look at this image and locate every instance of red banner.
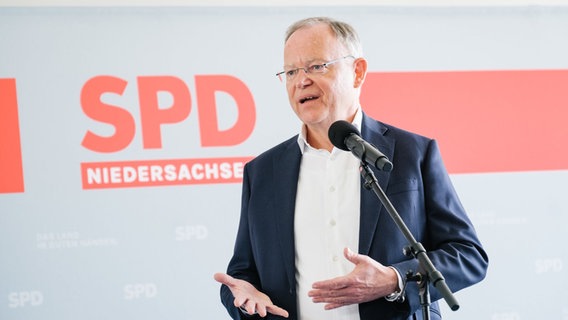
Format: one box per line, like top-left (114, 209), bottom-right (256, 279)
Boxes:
top-left (361, 70), bottom-right (568, 174)
top-left (0, 78), bottom-right (24, 193)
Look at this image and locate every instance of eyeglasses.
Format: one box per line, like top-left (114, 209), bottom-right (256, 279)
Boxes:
top-left (276, 55), bottom-right (355, 83)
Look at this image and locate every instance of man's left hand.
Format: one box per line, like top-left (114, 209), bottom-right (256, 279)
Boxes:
top-left (308, 247), bottom-right (399, 310)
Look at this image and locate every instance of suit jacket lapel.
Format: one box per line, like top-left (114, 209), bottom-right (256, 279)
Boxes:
top-left (272, 138), bottom-right (302, 291)
top-left (358, 113), bottom-right (395, 255)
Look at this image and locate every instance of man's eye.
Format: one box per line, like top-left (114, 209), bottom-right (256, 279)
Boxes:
top-left (310, 64), bottom-right (325, 72)
top-left (286, 69), bottom-right (298, 77)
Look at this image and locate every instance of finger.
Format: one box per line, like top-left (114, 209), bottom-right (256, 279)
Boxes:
top-left (310, 294), bottom-right (328, 303)
top-left (233, 296), bottom-right (248, 308)
top-left (307, 289), bottom-right (321, 298)
top-left (308, 287), bottom-right (337, 298)
top-left (324, 302), bottom-right (345, 310)
top-left (311, 293), bottom-right (349, 309)
top-left (312, 278), bottom-right (348, 290)
top-left (242, 300), bottom-right (256, 316)
top-left (266, 305), bottom-right (290, 318)
top-left (213, 273), bottom-right (235, 287)
top-left (310, 288), bottom-right (346, 301)
top-left (256, 303), bottom-right (267, 317)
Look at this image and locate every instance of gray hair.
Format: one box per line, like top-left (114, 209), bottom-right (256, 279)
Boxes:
top-left (284, 17), bottom-right (363, 57)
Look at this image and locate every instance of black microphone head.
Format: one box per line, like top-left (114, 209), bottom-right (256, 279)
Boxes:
top-left (328, 120), bottom-right (360, 151)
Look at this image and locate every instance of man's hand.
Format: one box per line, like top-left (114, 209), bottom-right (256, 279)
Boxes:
top-left (214, 273), bottom-right (289, 318)
top-left (307, 247), bottom-right (399, 310)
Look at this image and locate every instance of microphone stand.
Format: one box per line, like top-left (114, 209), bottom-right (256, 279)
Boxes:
top-left (359, 162), bottom-right (460, 318)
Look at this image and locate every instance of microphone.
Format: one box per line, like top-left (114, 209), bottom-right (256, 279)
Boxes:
top-left (328, 120), bottom-right (393, 172)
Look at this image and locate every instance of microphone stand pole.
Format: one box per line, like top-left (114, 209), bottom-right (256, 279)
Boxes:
top-left (359, 162), bottom-right (460, 318)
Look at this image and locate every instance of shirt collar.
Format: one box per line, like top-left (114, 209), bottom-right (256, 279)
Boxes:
top-left (296, 108), bottom-right (363, 154)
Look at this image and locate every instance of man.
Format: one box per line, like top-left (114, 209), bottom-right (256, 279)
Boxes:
top-left (214, 16), bottom-right (488, 320)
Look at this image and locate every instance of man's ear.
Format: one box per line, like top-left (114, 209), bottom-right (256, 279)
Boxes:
top-left (353, 57), bottom-right (368, 88)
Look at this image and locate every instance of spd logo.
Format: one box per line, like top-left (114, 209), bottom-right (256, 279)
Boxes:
top-left (79, 75), bottom-right (256, 189)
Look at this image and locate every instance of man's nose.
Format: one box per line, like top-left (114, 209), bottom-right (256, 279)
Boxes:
top-left (296, 69), bottom-right (313, 87)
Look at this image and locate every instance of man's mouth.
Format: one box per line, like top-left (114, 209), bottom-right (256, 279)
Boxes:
top-left (299, 96), bottom-right (318, 104)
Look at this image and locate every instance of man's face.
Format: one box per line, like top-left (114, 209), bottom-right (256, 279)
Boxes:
top-left (283, 23), bottom-right (361, 131)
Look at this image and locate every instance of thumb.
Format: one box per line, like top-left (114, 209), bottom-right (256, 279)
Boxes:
top-left (343, 247), bottom-right (362, 264)
top-left (213, 273), bottom-right (235, 287)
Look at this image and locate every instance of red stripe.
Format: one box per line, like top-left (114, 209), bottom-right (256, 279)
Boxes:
top-left (361, 70), bottom-right (568, 174)
top-left (0, 78), bottom-right (25, 193)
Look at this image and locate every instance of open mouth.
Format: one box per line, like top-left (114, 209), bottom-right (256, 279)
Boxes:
top-left (299, 96), bottom-right (318, 104)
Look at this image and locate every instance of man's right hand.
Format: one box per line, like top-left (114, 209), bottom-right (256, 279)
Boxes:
top-left (214, 273), bottom-right (289, 318)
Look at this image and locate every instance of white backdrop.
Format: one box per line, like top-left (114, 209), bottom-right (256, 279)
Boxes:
top-left (1, 6), bottom-right (567, 320)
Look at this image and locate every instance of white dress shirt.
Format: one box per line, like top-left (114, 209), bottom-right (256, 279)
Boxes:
top-left (294, 110), bottom-right (363, 320)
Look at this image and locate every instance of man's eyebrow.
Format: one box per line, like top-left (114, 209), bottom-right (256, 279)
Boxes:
top-left (283, 58), bottom-right (323, 69)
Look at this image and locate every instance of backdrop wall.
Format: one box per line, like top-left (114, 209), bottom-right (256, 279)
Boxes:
top-left (1, 6), bottom-right (567, 320)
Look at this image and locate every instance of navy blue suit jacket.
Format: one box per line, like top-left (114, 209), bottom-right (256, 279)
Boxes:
top-left (220, 113), bottom-right (488, 320)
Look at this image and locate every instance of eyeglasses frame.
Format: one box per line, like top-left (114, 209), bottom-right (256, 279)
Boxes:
top-left (275, 55), bottom-right (356, 83)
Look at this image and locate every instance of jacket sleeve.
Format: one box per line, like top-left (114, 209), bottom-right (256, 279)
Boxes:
top-left (389, 139), bottom-right (489, 315)
top-left (219, 163), bottom-right (262, 320)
